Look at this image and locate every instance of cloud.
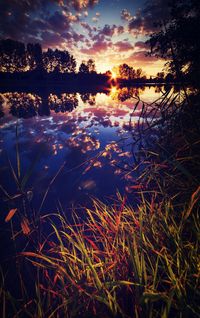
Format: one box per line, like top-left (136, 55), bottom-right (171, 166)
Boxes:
top-left (29, 18), bottom-right (48, 32)
top-left (0, 1), bottom-right (30, 39)
top-left (134, 41), bottom-right (149, 49)
top-left (117, 26), bottom-right (124, 34)
top-left (48, 11), bottom-right (71, 32)
top-left (79, 24), bottom-right (128, 57)
top-left (34, 10), bottom-right (85, 48)
top-left (70, 31), bottom-right (85, 43)
top-left (81, 22), bottom-right (94, 31)
top-left (91, 24), bottom-right (124, 42)
top-left (80, 39), bottom-right (111, 55)
top-left (92, 17), bottom-right (99, 23)
top-left (100, 24), bottom-right (118, 37)
top-left (40, 31), bottom-right (65, 48)
top-left (114, 41), bottom-right (134, 52)
top-left (121, 9), bottom-right (132, 21)
top-left (126, 50), bottom-right (158, 64)
top-left (121, 0), bottom-right (171, 35)
top-left (69, 0), bottom-right (99, 11)
top-left (0, 0), bottom-right (98, 46)
top-left (0, 0), bottom-right (166, 74)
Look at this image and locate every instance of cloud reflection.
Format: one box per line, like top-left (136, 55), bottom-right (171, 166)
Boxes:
top-left (67, 134), bottom-right (100, 153)
top-left (0, 86), bottom-right (170, 205)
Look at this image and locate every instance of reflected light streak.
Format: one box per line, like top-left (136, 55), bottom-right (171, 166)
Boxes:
top-left (109, 86), bottom-right (119, 100)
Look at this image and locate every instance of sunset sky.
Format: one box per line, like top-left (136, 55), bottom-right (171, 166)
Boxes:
top-left (0, 0), bottom-right (168, 75)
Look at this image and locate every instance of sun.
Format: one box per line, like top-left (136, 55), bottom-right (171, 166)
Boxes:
top-left (111, 71), bottom-right (117, 80)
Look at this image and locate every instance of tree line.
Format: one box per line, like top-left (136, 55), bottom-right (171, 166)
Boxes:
top-left (0, 39), bottom-right (158, 82)
top-left (0, 39), bottom-right (149, 80)
top-left (0, 39), bottom-right (99, 75)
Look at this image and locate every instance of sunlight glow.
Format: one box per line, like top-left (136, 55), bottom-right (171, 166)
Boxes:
top-left (111, 71), bottom-right (117, 80)
top-left (109, 86), bottom-right (119, 99)
top-left (110, 86), bottom-right (117, 94)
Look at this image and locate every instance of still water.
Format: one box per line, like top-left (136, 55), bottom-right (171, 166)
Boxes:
top-left (0, 85), bottom-right (169, 213)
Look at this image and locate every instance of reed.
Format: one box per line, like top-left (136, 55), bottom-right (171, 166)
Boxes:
top-left (18, 190), bottom-right (199, 318)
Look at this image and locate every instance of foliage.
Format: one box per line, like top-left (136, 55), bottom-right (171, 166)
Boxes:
top-left (43, 49), bottom-right (76, 73)
top-left (79, 59), bottom-right (96, 74)
top-left (117, 64), bottom-right (146, 80)
top-left (0, 39), bottom-right (76, 73)
top-left (87, 59), bottom-right (96, 73)
top-left (27, 43), bottom-right (43, 71)
top-left (0, 39), bottom-right (26, 72)
top-left (148, 0), bottom-right (200, 84)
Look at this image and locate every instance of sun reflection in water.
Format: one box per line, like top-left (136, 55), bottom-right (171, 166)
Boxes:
top-left (109, 86), bottom-right (119, 99)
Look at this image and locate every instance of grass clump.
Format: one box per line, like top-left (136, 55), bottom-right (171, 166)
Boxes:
top-left (19, 190), bottom-right (200, 318)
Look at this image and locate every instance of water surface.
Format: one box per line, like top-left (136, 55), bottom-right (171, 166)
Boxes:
top-left (0, 85), bottom-right (170, 213)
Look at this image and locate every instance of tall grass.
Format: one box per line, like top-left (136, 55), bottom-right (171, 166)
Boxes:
top-left (18, 190), bottom-right (200, 318)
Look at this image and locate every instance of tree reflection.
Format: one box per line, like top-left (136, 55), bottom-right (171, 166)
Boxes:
top-left (38, 103), bottom-right (51, 117)
top-left (109, 86), bottom-right (145, 101)
top-left (7, 93), bottom-right (42, 118)
top-left (0, 95), bottom-right (5, 118)
top-left (0, 86), bottom-right (171, 121)
top-left (117, 87), bottom-right (141, 101)
top-left (0, 106), bottom-right (4, 118)
top-left (80, 93), bottom-right (96, 105)
top-left (48, 93), bottom-right (78, 113)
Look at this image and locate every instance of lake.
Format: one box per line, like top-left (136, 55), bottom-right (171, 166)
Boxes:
top-left (0, 85), bottom-right (173, 215)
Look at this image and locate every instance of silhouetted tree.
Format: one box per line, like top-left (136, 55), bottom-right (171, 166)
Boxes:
top-left (0, 39), bottom-right (26, 72)
top-left (0, 43), bottom-right (76, 73)
top-left (148, 0), bottom-right (200, 85)
top-left (135, 68), bottom-right (144, 78)
top-left (27, 43), bottom-right (43, 71)
top-left (42, 48), bottom-right (54, 72)
top-left (119, 64), bottom-right (132, 79)
top-left (87, 59), bottom-right (96, 73)
top-left (79, 61), bottom-right (89, 73)
top-left (69, 54), bottom-right (76, 73)
top-left (165, 73), bottom-right (174, 82)
top-left (118, 64), bottom-right (145, 80)
top-left (43, 49), bottom-right (76, 73)
top-left (105, 70), bottom-right (112, 77)
top-left (156, 72), bottom-right (165, 79)
top-left (79, 59), bottom-right (96, 74)
top-left (156, 72), bottom-right (165, 82)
